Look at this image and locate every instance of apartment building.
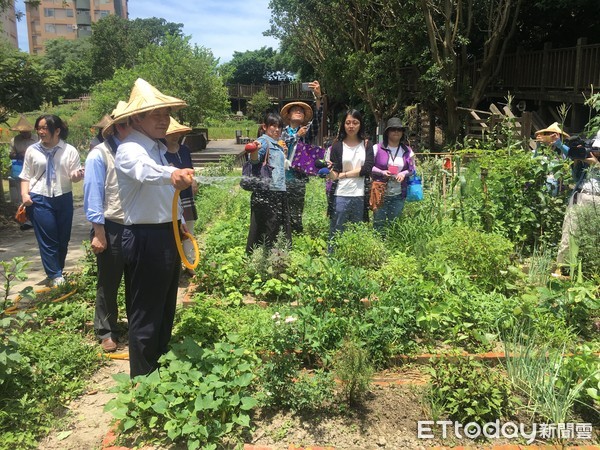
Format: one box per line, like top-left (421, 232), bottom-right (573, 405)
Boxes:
top-left (0, 0), bottom-right (19, 48)
top-left (25, 0), bottom-right (128, 55)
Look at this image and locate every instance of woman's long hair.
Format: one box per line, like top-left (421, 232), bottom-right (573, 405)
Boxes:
top-left (337, 109), bottom-right (365, 142)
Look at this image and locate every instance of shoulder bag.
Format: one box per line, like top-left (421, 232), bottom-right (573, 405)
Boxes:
top-left (240, 143), bottom-right (273, 192)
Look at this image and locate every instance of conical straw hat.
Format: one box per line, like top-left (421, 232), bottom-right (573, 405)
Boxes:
top-left (535, 122), bottom-right (569, 138)
top-left (166, 117), bottom-right (192, 136)
top-left (93, 114), bottom-right (112, 129)
top-left (113, 78), bottom-right (187, 122)
top-left (10, 115), bottom-right (34, 132)
top-left (102, 101), bottom-right (129, 139)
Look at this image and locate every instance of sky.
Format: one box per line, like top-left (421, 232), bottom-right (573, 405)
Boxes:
top-left (14, 0), bottom-right (280, 63)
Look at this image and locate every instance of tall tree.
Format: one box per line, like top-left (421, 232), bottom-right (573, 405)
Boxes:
top-left (42, 37), bottom-right (94, 98)
top-left (419, 0), bottom-right (522, 139)
top-left (268, 0), bottom-right (425, 123)
top-left (89, 15), bottom-right (184, 82)
top-left (220, 47), bottom-right (293, 85)
top-left (0, 41), bottom-right (57, 112)
top-left (91, 35), bottom-right (229, 126)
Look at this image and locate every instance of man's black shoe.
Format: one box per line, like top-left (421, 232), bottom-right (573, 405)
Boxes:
top-left (20, 223), bottom-right (33, 231)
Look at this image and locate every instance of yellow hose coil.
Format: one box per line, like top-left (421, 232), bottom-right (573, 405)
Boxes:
top-left (172, 188), bottom-right (200, 270)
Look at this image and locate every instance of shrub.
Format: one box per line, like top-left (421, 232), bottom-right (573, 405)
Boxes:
top-left (424, 224), bottom-right (514, 290)
top-left (427, 356), bottom-right (516, 425)
top-left (331, 222), bottom-right (388, 270)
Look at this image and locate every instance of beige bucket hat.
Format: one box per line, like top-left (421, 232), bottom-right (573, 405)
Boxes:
top-left (102, 101), bottom-right (129, 139)
top-left (535, 122), bottom-right (569, 138)
top-left (112, 78), bottom-right (187, 122)
top-left (10, 115), bottom-right (34, 132)
top-left (281, 101), bottom-right (313, 125)
top-left (166, 117), bottom-right (192, 136)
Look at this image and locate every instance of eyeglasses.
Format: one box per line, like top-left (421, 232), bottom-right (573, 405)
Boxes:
top-left (35, 126), bottom-right (49, 131)
top-left (388, 128), bottom-right (404, 132)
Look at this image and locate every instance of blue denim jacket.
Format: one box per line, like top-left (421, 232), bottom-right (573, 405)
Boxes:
top-left (256, 135), bottom-right (286, 191)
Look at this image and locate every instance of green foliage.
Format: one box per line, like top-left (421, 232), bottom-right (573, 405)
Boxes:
top-left (572, 201), bottom-right (600, 277)
top-left (90, 35), bottom-right (229, 126)
top-left (0, 42), bottom-right (57, 112)
top-left (1, 256), bottom-right (29, 308)
top-left (530, 280), bottom-right (600, 337)
top-left (0, 326), bottom-right (99, 449)
top-left (427, 356), bottom-right (516, 425)
top-left (172, 301), bottom-right (227, 346)
top-left (424, 224), bottom-right (514, 290)
top-left (331, 222), bottom-right (388, 270)
top-left (42, 38), bottom-right (93, 99)
top-left (220, 46), bottom-right (292, 84)
top-left (457, 148), bottom-right (570, 249)
top-left (503, 327), bottom-right (591, 424)
top-left (333, 337), bottom-right (373, 406)
top-left (106, 337), bottom-right (259, 450)
top-left (89, 15), bottom-right (184, 83)
top-left (247, 90), bottom-right (273, 122)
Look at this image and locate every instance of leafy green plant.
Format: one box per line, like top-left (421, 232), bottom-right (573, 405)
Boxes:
top-left (106, 336), bottom-right (259, 450)
top-left (1, 257), bottom-right (30, 310)
top-left (502, 327), bottom-right (593, 424)
top-left (427, 356), bottom-right (516, 425)
top-left (331, 222), bottom-right (388, 269)
top-left (1, 325), bottom-right (99, 449)
top-left (288, 369), bottom-right (335, 413)
top-left (333, 337), bottom-right (373, 406)
top-left (424, 224), bottom-right (515, 290)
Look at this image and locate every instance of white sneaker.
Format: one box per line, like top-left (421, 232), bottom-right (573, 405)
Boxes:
top-left (51, 276), bottom-right (66, 287)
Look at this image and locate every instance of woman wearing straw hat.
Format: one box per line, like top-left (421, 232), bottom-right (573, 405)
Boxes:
top-left (280, 80), bottom-right (324, 232)
top-left (20, 114), bottom-right (84, 286)
top-left (113, 78), bottom-right (194, 377)
top-left (164, 117), bottom-right (198, 276)
top-left (83, 101), bottom-right (131, 353)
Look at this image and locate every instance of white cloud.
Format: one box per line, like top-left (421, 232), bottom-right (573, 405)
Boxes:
top-left (15, 0), bottom-right (280, 62)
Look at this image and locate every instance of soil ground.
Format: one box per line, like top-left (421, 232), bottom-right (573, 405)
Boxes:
top-left (2, 140), bottom-right (599, 450)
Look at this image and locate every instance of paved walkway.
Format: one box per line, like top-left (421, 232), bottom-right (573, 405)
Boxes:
top-left (0, 200), bottom-right (89, 296)
top-left (0, 138), bottom-right (244, 298)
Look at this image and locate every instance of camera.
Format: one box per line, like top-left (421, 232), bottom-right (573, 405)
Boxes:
top-left (315, 159), bottom-right (329, 169)
top-left (565, 136), bottom-right (596, 160)
top-left (301, 82), bottom-right (311, 92)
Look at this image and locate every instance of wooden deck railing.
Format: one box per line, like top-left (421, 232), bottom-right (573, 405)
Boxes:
top-left (227, 40), bottom-right (599, 103)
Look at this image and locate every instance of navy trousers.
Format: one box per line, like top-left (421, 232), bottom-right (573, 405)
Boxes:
top-left (122, 223), bottom-right (180, 378)
top-left (93, 219), bottom-right (125, 341)
top-left (28, 192), bottom-right (74, 280)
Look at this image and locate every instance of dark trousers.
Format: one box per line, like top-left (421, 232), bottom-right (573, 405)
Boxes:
top-left (287, 179), bottom-right (307, 233)
top-left (122, 224), bottom-right (180, 378)
top-left (28, 192), bottom-right (73, 279)
top-left (93, 219), bottom-right (124, 341)
top-left (246, 190), bottom-right (291, 254)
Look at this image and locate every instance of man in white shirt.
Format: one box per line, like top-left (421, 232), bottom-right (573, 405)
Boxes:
top-left (113, 79), bottom-right (194, 377)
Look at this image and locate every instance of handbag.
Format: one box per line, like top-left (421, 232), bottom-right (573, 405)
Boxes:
top-left (240, 144), bottom-right (273, 192)
top-left (406, 175), bottom-right (423, 202)
top-left (369, 180), bottom-right (387, 211)
top-left (15, 204), bottom-right (28, 224)
top-left (290, 141), bottom-right (327, 176)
